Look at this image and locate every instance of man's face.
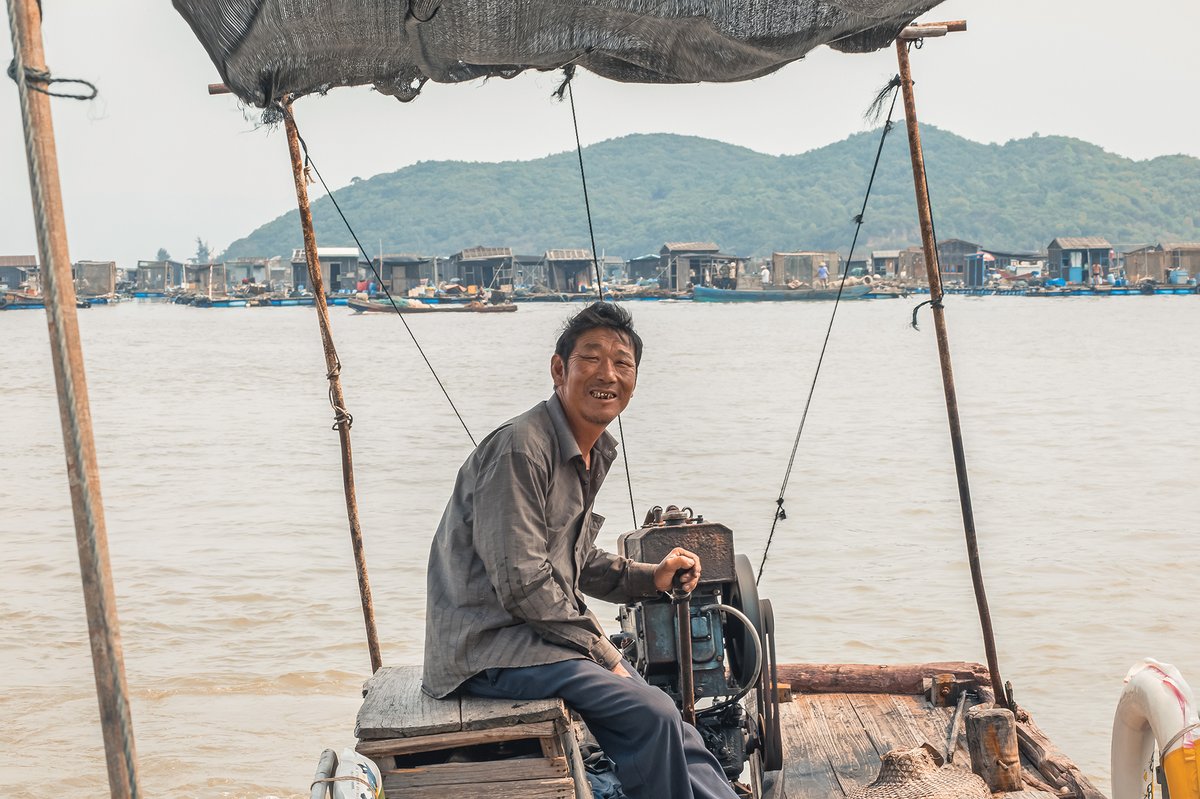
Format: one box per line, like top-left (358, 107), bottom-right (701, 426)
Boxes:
top-left (551, 328), bottom-right (638, 429)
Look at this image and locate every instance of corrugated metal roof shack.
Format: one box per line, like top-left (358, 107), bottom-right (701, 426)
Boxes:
top-left (626, 254), bottom-right (663, 284)
top-left (1046, 237), bottom-right (1113, 283)
top-left (184, 263), bottom-right (228, 296)
top-left (659, 242), bottom-right (744, 290)
top-left (935, 238), bottom-right (980, 283)
top-left (1123, 242), bottom-right (1200, 282)
top-left (225, 256), bottom-right (288, 288)
top-left (135, 259), bottom-right (185, 293)
top-left (373, 254), bottom-right (437, 294)
top-left (449, 246), bottom-right (514, 290)
top-left (542, 249), bottom-right (594, 292)
top-left (291, 247), bottom-right (365, 293)
top-left (0, 254), bottom-right (38, 292)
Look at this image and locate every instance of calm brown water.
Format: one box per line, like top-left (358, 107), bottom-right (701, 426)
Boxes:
top-left (2, 297), bottom-right (1197, 797)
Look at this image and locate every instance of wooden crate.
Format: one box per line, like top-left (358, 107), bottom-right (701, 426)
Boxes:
top-left (354, 666), bottom-right (588, 799)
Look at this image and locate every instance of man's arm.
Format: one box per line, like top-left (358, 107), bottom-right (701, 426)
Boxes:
top-left (581, 543), bottom-right (703, 603)
top-left (578, 547), bottom-right (658, 604)
top-left (472, 450), bottom-right (624, 669)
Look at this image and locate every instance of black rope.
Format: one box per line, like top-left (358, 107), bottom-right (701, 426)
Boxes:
top-left (909, 61), bottom-right (946, 332)
top-left (566, 80), bottom-right (605, 301)
top-left (757, 79), bottom-right (902, 585)
top-left (7, 60), bottom-right (97, 100)
top-left (564, 76), bottom-right (637, 528)
top-left (281, 103), bottom-right (477, 446)
top-left (910, 298), bottom-right (942, 330)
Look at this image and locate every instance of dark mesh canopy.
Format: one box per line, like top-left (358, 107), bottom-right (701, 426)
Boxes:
top-left (174, 0), bottom-right (942, 106)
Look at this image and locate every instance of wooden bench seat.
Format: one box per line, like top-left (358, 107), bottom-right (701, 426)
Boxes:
top-left (354, 666), bottom-right (589, 799)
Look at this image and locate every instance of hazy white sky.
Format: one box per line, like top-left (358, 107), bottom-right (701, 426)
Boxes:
top-left (3, 0), bottom-right (1198, 266)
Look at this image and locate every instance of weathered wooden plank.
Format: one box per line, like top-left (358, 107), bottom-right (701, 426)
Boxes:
top-left (383, 756), bottom-right (568, 788)
top-left (846, 693), bottom-right (930, 757)
top-left (778, 662), bottom-right (989, 695)
top-left (817, 693), bottom-right (889, 795)
top-left (776, 697), bottom-right (845, 799)
top-left (355, 665), bottom-right (461, 739)
top-left (1020, 765), bottom-right (1062, 795)
top-left (890, 695), bottom-right (971, 764)
top-left (356, 722), bottom-right (559, 758)
top-left (460, 694), bottom-right (569, 731)
top-left (383, 777), bottom-right (577, 798)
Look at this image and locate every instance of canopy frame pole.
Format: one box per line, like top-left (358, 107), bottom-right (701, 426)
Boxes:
top-left (7, 0), bottom-right (141, 794)
top-left (282, 98), bottom-right (383, 674)
top-left (895, 35), bottom-right (1009, 709)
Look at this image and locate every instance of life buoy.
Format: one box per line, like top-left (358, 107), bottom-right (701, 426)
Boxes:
top-left (1112, 659), bottom-right (1200, 799)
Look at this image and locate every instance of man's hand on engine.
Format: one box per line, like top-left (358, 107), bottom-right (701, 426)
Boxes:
top-left (653, 547), bottom-right (701, 594)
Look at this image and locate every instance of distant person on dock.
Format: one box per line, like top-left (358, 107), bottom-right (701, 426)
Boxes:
top-left (423, 302), bottom-right (737, 799)
top-left (760, 264), bottom-right (771, 288)
top-left (817, 262), bottom-right (830, 288)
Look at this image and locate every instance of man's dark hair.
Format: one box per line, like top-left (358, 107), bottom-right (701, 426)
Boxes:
top-left (555, 301), bottom-right (643, 367)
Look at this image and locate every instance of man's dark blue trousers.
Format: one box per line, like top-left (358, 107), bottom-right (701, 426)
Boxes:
top-left (465, 658), bottom-right (739, 799)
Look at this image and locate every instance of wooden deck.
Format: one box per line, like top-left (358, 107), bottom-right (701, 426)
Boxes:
top-left (767, 692), bottom-right (1059, 799)
top-left (349, 663), bottom-right (1104, 799)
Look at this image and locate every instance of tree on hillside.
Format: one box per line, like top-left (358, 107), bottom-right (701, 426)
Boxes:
top-left (156, 247), bottom-right (171, 261)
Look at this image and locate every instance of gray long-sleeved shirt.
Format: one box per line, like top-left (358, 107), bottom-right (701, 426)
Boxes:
top-left (422, 393), bottom-right (659, 698)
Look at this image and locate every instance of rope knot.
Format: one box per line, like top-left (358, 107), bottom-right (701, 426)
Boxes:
top-left (7, 59), bottom-right (98, 100)
top-left (910, 298), bottom-right (944, 330)
top-left (552, 64), bottom-right (576, 101)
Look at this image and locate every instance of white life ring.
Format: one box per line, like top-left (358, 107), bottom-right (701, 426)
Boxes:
top-left (1112, 659), bottom-right (1200, 799)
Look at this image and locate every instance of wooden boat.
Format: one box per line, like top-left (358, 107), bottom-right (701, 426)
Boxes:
top-left (348, 661), bottom-right (1104, 799)
top-left (862, 285), bottom-right (910, 299)
top-left (694, 285), bottom-right (872, 302)
top-left (267, 295), bottom-right (317, 307)
top-left (16, 3), bottom-right (1197, 799)
top-left (0, 290), bottom-right (46, 310)
top-left (348, 297), bottom-right (518, 314)
top-left (1, 290), bottom-right (91, 310)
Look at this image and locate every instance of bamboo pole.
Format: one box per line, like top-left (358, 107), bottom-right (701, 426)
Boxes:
top-left (281, 99), bottom-right (383, 674)
top-left (895, 38), bottom-right (1008, 709)
top-left (7, 0), bottom-right (141, 795)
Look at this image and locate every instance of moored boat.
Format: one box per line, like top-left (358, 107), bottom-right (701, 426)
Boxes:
top-left (693, 284), bottom-right (872, 302)
top-left (348, 297), bottom-right (517, 314)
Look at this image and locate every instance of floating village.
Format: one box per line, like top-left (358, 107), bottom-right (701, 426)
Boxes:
top-left (2, 237), bottom-right (1199, 312)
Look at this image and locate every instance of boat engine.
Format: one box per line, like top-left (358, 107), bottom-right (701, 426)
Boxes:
top-left (614, 505), bottom-right (783, 787)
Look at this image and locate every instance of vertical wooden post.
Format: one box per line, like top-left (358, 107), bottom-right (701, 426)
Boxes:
top-left (966, 706), bottom-right (1022, 791)
top-left (7, 0), bottom-right (140, 795)
top-left (281, 98), bottom-right (383, 674)
top-left (895, 38), bottom-right (1008, 709)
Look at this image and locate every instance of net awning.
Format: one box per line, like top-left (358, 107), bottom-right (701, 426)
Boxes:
top-left (174, 0), bottom-right (942, 106)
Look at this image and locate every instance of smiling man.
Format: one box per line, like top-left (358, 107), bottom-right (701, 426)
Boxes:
top-left (423, 302), bottom-right (738, 799)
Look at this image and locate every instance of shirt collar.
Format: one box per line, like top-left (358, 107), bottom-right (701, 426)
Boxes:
top-left (546, 392), bottom-right (617, 464)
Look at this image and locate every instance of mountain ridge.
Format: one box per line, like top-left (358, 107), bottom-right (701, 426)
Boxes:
top-left (221, 126), bottom-right (1200, 261)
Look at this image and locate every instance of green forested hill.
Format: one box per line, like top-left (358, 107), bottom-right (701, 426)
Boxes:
top-left (221, 126), bottom-right (1200, 261)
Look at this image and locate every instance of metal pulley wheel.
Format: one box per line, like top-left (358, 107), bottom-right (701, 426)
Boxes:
top-left (757, 597), bottom-right (783, 771)
top-left (726, 554), bottom-right (763, 689)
